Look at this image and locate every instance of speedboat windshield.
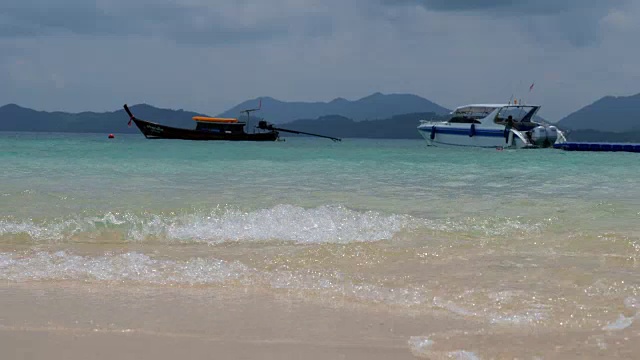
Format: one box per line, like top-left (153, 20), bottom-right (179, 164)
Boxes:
top-left (452, 106), bottom-right (497, 119)
top-left (447, 106), bottom-right (497, 124)
top-left (494, 105), bottom-right (540, 125)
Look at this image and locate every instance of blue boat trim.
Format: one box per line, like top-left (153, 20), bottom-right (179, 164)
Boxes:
top-left (427, 140), bottom-right (505, 148)
top-left (554, 142), bottom-right (640, 153)
top-left (419, 127), bottom-right (505, 138)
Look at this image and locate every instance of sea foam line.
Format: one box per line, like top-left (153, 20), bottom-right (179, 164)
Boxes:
top-left (0, 250), bottom-right (551, 325)
top-left (408, 336), bottom-right (480, 359)
top-left (0, 205), bottom-right (549, 244)
top-left (0, 205), bottom-right (412, 244)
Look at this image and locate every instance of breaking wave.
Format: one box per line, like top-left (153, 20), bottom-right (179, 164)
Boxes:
top-left (0, 250), bottom-right (551, 325)
top-left (0, 205), bottom-right (411, 244)
top-left (0, 205), bottom-right (551, 244)
top-left (0, 251), bottom-right (431, 308)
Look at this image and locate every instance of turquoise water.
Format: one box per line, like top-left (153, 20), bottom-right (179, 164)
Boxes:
top-left (2, 132), bottom-right (638, 236)
top-left (1, 132), bottom-right (639, 344)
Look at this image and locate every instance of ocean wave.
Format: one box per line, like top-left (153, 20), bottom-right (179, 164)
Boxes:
top-left (0, 205), bottom-right (551, 245)
top-left (0, 251), bottom-right (432, 308)
top-left (0, 251), bottom-right (252, 284)
top-left (0, 250), bottom-right (553, 326)
top-left (0, 205), bottom-right (412, 244)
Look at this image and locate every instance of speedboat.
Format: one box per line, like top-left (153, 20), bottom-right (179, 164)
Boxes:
top-left (417, 104), bottom-right (566, 149)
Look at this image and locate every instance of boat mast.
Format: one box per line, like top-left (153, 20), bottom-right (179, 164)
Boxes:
top-left (240, 99), bottom-right (261, 134)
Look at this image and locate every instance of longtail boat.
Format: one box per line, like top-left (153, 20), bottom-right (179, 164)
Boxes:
top-left (123, 103), bottom-right (340, 142)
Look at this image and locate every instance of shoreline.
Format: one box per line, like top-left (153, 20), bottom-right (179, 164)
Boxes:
top-left (2, 282), bottom-right (638, 359)
top-left (0, 282), bottom-right (426, 359)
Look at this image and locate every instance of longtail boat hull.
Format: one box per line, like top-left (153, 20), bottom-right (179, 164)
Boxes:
top-left (124, 104), bottom-right (279, 141)
top-left (133, 119), bottom-right (278, 141)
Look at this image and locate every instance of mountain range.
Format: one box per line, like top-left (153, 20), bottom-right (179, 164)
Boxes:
top-left (277, 112), bottom-right (444, 140)
top-left (0, 104), bottom-right (206, 134)
top-left (1, 92), bottom-right (639, 141)
top-left (556, 92), bottom-right (640, 132)
top-left (218, 93), bottom-right (450, 123)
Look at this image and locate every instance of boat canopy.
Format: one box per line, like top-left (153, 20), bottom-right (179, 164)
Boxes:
top-left (452, 104), bottom-right (540, 118)
top-left (452, 105), bottom-right (499, 119)
top-left (494, 105), bottom-right (540, 124)
top-left (193, 116), bottom-right (238, 123)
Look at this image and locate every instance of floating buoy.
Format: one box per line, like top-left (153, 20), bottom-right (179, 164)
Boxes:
top-left (554, 142), bottom-right (640, 153)
top-left (108, 134), bottom-right (115, 139)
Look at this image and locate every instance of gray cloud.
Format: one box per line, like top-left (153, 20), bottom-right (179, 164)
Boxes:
top-left (3, 0), bottom-right (623, 47)
top-left (1, 1), bottom-right (125, 37)
top-left (383, 0), bottom-right (616, 15)
top-left (0, 0), bottom-right (639, 121)
top-left (381, 0), bottom-right (630, 47)
top-left (0, 0), bottom-right (335, 45)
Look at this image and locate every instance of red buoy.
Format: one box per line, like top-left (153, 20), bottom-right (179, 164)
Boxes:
top-left (108, 134), bottom-right (115, 139)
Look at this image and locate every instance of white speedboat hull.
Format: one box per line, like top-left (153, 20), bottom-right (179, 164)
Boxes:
top-left (417, 125), bottom-right (533, 148)
top-left (417, 104), bottom-right (566, 149)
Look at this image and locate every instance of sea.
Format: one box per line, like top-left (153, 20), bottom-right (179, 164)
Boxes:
top-left (1, 132), bottom-right (639, 357)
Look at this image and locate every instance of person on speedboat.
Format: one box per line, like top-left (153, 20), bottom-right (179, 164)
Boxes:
top-left (506, 115), bottom-right (514, 129)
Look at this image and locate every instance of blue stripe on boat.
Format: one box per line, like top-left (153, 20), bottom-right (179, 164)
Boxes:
top-left (419, 127), bottom-right (505, 137)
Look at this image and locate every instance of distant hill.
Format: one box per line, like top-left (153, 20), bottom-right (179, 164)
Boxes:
top-left (0, 102), bottom-right (441, 138)
top-left (0, 104), bottom-right (206, 133)
top-left (0, 93), bottom-right (450, 133)
top-left (218, 93), bottom-right (450, 124)
top-left (4, 91), bottom-right (640, 141)
top-left (278, 112), bottom-right (444, 139)
top-left (557, 93), bottom-right (640, 132)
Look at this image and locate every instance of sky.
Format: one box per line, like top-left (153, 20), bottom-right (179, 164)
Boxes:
top-left (1, 0), bottom-right (639, 121)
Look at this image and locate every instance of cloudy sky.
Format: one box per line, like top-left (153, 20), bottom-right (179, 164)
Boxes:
top-left (1, 0), bottom-right (638, 120)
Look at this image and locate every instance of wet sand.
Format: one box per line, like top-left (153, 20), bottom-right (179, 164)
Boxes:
top-left (1, 283), bottom-right (639, 359)
top-left (1, 283), bottom-right (423, 360)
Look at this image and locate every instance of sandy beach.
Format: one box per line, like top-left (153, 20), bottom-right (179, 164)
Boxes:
top-left (1, 283), bottom-right (425, 360)
top-left (2, 136), bottom-right (640, 359)
top-left (1, 281), bottom-right (638, 359)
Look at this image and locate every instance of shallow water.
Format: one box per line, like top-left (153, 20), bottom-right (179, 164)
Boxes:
top-left (1, 132), bottom-right (639, 357)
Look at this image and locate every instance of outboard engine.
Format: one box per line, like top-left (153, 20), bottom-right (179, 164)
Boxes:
top-left (546, 126), bottom-right (559, 145)
top-left (530, 126), bottom-right (546, 146)
top-left (530, 126), bottom-right (558, 147)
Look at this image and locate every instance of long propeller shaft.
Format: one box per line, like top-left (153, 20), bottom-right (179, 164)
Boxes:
top-left (257, 121), bottom-right (341, 142)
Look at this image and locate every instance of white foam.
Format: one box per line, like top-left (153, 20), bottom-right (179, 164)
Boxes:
top-left (0, 250), bottom-right (490, 316)
top-left (408, 336), bottom-right (434, 358)
top-left (602, 314), bottom-right (635, 331)
top-left (0, 251), bottom-right (253, 285)
top-left (600, 297), bottom-right (640, 331)
top-left (0, 205), bottom-right (413, 244)
top-left (624, 296), bottom-right (639, 310)
top-left (0, 251), bottom-right (430, 308)
top-left (432, 297), bottom-right (478, 317)
top-left (1, 205), bottom-right (550, 245)
top-left (432, 295), bottom-right (547, 326)
top-left (152, 205), bottom-right (412, 244)
top-left (408, 336), bottom-right (480, 360)
top-left (447, 351), bottom-right (481, 360)
top-left (489, 311), bottom-right (546, 325)
top-left (429, 216), bottom-right (551, 238)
